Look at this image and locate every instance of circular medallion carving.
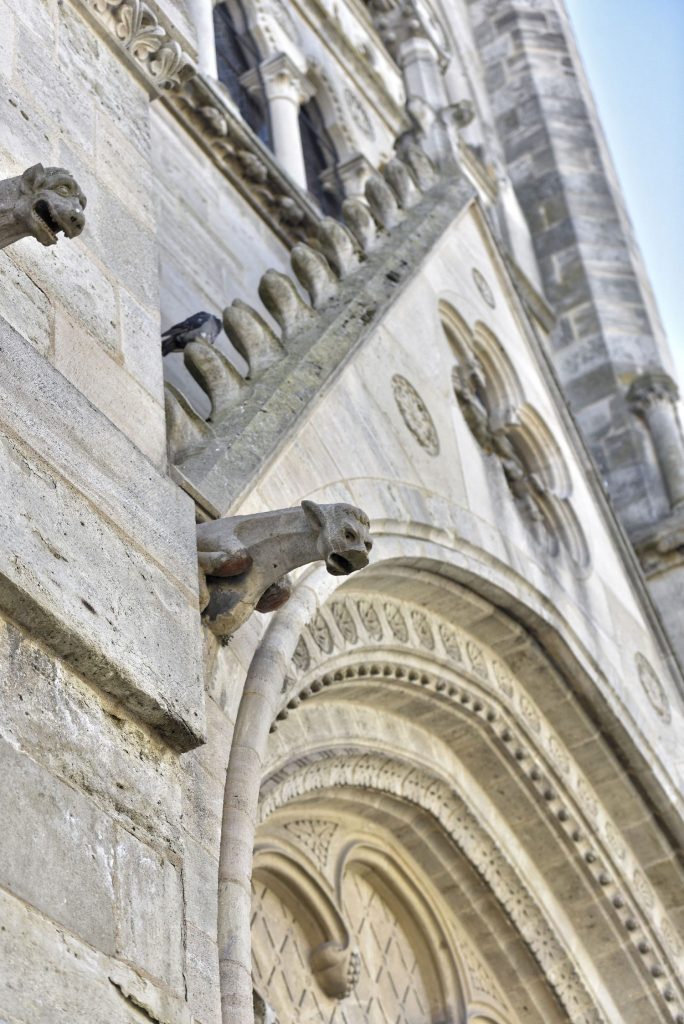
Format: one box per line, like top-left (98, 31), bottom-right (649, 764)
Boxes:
top-left (635, 652), bottom-right (671, 723)
top-left (472, 267), bottom-right (495, 308)
top-left (391, 375), bottom-right (440, 456)
top-left (547, 735), bottom-right (570, 774)
top-left (604, 821), bottom-right (626, 862)
top-left (576, 778), bottom-right (598, 820)
top-left (519, 694), bottom-right (541, 733)
top-left (344, 87), bottom-right (374, 139)
top-left (632, 869), bottom-right (655, 911)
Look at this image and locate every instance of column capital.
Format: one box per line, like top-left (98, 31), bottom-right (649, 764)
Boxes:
top-left (372, 0), bottom-right (450, 70)
top-left (627, 370), bottom-right (680, 415)
top-left (242, 52), bottom-right (312, 105)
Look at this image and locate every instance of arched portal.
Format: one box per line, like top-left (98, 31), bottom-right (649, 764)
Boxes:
top-left (241, 562), bottom-right (683, 1024)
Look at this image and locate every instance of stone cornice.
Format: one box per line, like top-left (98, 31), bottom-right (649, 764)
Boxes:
top-left (161, 74), bottom-right (322, 247)
top-left (77, 0), bottom-right (197, 94)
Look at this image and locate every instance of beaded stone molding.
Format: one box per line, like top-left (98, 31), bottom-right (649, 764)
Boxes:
top-left (267, 592), bottom-right (684, 1020)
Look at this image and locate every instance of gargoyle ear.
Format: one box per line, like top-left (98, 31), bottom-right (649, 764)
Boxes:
top-left (302, 499), bottom-right (325, 528)
top-left (21, 163), bottom-right (46, 194)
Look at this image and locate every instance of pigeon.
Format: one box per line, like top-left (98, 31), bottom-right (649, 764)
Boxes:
top-left (161, 311), bottom-right (222, 356)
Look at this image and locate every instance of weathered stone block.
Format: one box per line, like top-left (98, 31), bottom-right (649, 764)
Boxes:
top-left (184, 834), bottom-right (219, 935)
top-left (0, 887), bottom-right (189, 1024)
top-left (0, 616), bottom-right (183, 853)
top-left (186, 922), bottom-right (222, 1024)
top-left (115, 828), bottom-right (185, 992)
top-left (14, 18), bottom-right (95, 156)
top-left (119, 286), bottom-right (165, 401)
top-left (0, 320), bottom-right (205, 751)
top-left (53, 312), bottom-right (166, 466)
top-left (0, 251), bottom-right (52, 355)
top-left (0, 737), bottom-right (116, 951)
top-left (10, 233), bottom-right (119, 351)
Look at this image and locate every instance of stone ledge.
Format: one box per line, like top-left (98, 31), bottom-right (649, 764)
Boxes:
top-left (0, 320), bottom-right (205, 751)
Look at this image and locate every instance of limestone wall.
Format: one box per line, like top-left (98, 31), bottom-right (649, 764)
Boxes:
top-left (0, 2), bottom-right (206, 1020)
top-left (0, 2), bottom-right (682, 1024)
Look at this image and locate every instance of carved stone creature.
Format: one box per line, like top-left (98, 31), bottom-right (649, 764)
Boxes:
top-left (197, 501), bottom-right (372, 637)
top-left (0, 164), bottom-right (86, 250)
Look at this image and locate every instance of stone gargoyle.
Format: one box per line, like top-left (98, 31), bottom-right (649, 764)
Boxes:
top-left (0, 163), bottom-right (86, 250)
top-left (197, 501), bottom-right (372, 637)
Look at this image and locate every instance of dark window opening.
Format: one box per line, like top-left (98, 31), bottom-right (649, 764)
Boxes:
top-left (213, 3), bottom-right (271, 147)
top-left (298, 97), bottom-right (341, 216)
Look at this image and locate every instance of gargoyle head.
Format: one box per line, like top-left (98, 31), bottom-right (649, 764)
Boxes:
top-left (17, 163), bottom-right (86, 246)
top-left (302, 500), bottom-right (372, 576)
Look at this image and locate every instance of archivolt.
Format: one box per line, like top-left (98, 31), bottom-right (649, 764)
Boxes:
top-left (216, 523), bottom-right (682, 1023)
top-left (260, 751), bottom-right (603, 1023)
top-left (264, 589), bottom-right (684, 1021)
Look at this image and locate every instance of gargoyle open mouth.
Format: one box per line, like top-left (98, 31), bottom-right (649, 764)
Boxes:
top-left (327, 552), bottom-right (354, 576)
top-left (33, 200), bottom-right (62, 243)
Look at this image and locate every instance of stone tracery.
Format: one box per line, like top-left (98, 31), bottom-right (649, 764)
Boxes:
top-left (441, 302), bottom-right (590, 572)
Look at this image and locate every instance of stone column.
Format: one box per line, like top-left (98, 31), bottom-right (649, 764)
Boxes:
top-left (396, 32), bottom-right (448, 111)
top-left (628, 371), bottom-right (684, 509)
top-left (187, 0), bottom-right (217, 77)
top-left (244, 53), bottom-right (311, 190)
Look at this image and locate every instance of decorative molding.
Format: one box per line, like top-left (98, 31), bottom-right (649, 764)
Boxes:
top-left (283, 819), bottom-right (339, 868)
top-left (164, 153), bottom-right (457, 490)
top-left (260, 753), bottom-right (606, 1024)
top-left (85, 0), bottom-right (196, 92)
top-left (345, 86), bottom-right (375, 139)
top-left (162, 74), bottom-right (320, 248)
top-left (627, 370), bottom-right (680, 415)
top-left (391, 374), bottom-right (440, 455)
top-left (269, 593), bottom-right (684, 1011)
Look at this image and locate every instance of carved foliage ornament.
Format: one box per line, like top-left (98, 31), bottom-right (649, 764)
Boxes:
top-left (90, 0), bottom-right (195, 91)
top-left (0, 164), bottom-right (86, 250)
top-left (392, 374), bottom-right (440, 456)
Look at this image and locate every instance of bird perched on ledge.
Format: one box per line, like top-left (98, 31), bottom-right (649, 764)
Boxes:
top-left (161, 311), bottom-right (222, 355)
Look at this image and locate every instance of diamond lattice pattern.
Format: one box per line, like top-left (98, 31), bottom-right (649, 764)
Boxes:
top-left (252, 866), bottom-right (431, 1023)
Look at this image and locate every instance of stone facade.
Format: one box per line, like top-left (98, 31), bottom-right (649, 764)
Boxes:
top-left (0, 2), bottom-right (683, 1024)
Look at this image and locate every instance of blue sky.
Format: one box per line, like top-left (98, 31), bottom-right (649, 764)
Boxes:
top-left (564, 0), bottom-right (684, 386)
